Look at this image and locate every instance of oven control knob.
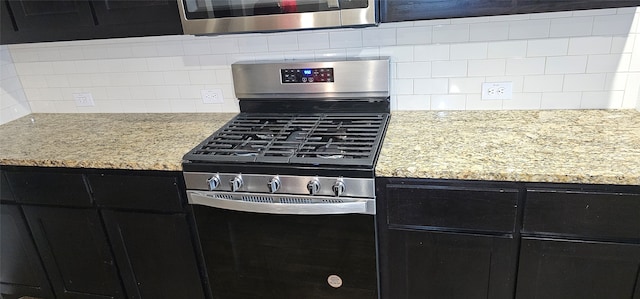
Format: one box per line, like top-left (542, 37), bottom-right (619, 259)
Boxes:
top-left (332, 180), bottom-right (346, 197)
top-left (268, 176), bottom-right (281, 193)
top-left (206, 174), bottom-right (221, 190)
top-left (307, 179), bottom-right (321, 195)
top-left (230, 175), bottom-right (244, 192)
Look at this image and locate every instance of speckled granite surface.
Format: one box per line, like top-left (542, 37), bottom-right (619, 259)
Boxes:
top-left (377, 110), bottom-right (640, 186)
top-left (0, 113), bottom-right (235, 171)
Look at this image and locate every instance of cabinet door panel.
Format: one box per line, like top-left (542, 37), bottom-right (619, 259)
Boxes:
top-left (381, 0), bottom-right (513, 22)
top-left (91, 0), bottom-right (182, 37)
top-left (23, 206), bottom-right (124, 299)
top-left (383, 229), bottom-right (516, 299)
top-left (0, 204), bottom-right (54, 298)
top-left (516, 237), bottom-right (640, 299)
top-left (101, 210), bottom-right (206, 299)
top-left (524, 190), bottom-right (640, 240)
top-left (6, 170), bottom-right (91, 207)
top-left (386, 184), bottom-right (518, 233)
top-left (88, 173), bottom-right (184, 212)
top-left (0, 170), bottom-right (15, 202)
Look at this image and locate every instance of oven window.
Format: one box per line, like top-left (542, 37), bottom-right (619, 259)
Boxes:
top-left (193, 206), bottom-right (377, 299)
top-left (183, 0), bottom-right (368, 19)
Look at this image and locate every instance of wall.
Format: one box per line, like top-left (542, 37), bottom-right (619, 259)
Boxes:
top-left (1, 45), bottom-right (31, 123)
top-left (4, 7), bottom-right (640, 120)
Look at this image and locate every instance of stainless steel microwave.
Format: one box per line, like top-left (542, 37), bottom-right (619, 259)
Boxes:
top-left (177, 0), bottom-right (377, 35)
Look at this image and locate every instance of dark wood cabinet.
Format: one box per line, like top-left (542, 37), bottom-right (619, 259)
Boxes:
top-left (516, 237), bottom-right (640, 299)
top-left (0, 0), bottom-right (181, 44)
top-left (515, 187), bottom-right (640, 299)
top-left (101, 211), bottom-right (206, 299)
top-left (1, 166), bottom-right (207, 299)
top-left (23, 205), bottom-right (125, 299)
top-left (89, 171), bottom-right (207, 299)
top-left (381, 0), bottom-right (640, 23)
top-left (377, 178), bottom-right (520, 299)
top-left (0, 203), bottom-right (54, 299)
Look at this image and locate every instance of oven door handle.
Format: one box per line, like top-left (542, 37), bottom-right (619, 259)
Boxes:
top-left (187, 191), bottom-right (374, 215)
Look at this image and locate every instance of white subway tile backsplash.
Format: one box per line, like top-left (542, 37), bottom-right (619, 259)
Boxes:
top-left (397, 26), bottom-right (432, 45)
top-left (527, 39), bottom-right (569, 57)
top-left (432, 60), bottom-right (468, 77)
top-left (468, 59), bottom-right (506, 76)
top-left (541, 92), bottom-right (582, 109)
top-left (363, 28), bottom-right (396, 47)
top-left (581, 91), bottom-right (624, 109)
top-left (450, 43), bottom-right (488, 60)
top-left (470, 22), bottom-right (510, 42)
top-left (505, 57), bottom-right (545, 75)
top-left (2, 8), bottom-right (638, 118)
top-left (449, 77), bottom-right (485, 94)
top-left (397, 62), bottom-right (432, 78)
top-left (523, 75), bottom-right (564, 92)
top-left (267, 34), bottom-right (299, 52)
top-left (466, 94), bottom-right (503, 110)
top-left (503, 93), bottom-right (542, 110)
top-left (593, 14), bottom-right (636, 35)
top-left (509, 19), bottom-right (550, 40)
top-left (545, 56), bottom-right (588, 74)
top-left (432, 24), bottom-right (470, 43)
top-left (414, 78), bottom-right (449, 94)
top-left (330, 30), bottom-right (363, 48)
top-left (396, 95), bottom-right (431, 110)
top-left (563, 73), bottom-right (606, 91)
top-left (568, 37), bottom-right (613, 55)
top-left (430, 95), bottom-right (466, 110)
top-left (488, 41), bottom-right (527, 58)
top-left (238, 36), bottom-right (269, 53)
top-left (414, 44), bottom-right (450, 61)
top-left (298, 32), bottom-right (330, 50)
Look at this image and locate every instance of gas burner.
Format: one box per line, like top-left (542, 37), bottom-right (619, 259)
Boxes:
top-left (233, 137), bottom-right (261, 157)
top-left (315, 139), bottom-right (344, 159)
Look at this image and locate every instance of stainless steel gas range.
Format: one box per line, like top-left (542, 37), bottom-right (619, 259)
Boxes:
top-left (182, 58), bottom-right (389, 299)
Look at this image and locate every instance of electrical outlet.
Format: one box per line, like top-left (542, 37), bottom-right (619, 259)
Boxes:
top-left (73, 93), bottom-right (95, 107)
top-left (201, 89), bottom-right (224, 104)
top-left (481, 82), bottom-right (513, 100)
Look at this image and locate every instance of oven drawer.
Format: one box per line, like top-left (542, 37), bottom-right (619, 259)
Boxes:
top-left (386, 184), bottom-right (519, 233)
top-left (523, 189), bottom-right (640, 240)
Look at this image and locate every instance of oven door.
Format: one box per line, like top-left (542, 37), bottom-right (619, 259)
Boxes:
top-left (191, 203), bottom-right (377, 299)
top-left (177, 0), bottom-right (376, 35)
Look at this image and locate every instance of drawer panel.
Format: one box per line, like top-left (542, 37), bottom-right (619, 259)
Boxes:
top-left (5, 170), bottom-right (91, 207)
top-left (386, 185), bottom-right (519, 233)
top-left (523, 190), bottom-right (640, 240)
top-left (88, 173), bottom-right (184, 212)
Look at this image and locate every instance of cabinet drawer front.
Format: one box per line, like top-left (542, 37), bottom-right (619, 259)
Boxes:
top-left (523, 190), bottom-right (640, 240)
top-left (386, 185), bottom-right (518, 233)
top-left (5, 171), bottom-right (91, 207)
top-left (88, 174), bottom-right (184, 212)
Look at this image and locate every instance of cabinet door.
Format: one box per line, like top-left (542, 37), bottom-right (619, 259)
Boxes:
top-left (23, 206), bottom-right (125, 299)
top-left (0, 204), bottom-right (54, 299)
top-left (516, 237), bottom-right (640, 299)
top-left (383, 229), bottom-right (517, 299)
top-left (101, 210), bottom-right (206, 299)
top-left (380, 0), bottom-right (513, 23)
top-left (91, 0), bottom-right (182, 38)
top-left (4, 0), bottom-right (96, 43)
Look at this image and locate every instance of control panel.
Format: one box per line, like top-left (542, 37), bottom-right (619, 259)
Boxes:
top-left (281, 68), bottom-right (334, 83)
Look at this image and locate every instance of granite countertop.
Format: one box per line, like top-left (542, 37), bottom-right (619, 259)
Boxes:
top-left (0, 113), bottom-right (236, 171)
top-left (376, 110), bottom-right (640, 186)
top-left (2, 110), bottom-right (639, 185)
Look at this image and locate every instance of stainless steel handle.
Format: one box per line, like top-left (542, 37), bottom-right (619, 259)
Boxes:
top-left (187, 191), bottom-right (374, 215)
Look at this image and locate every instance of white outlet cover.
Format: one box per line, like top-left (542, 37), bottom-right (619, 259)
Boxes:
top-left (201, 89), bottom-right (224, 104)
top-left (481, 82), bottom-right (513, 100)
top-left (73, 93), bottom-right (95, 107)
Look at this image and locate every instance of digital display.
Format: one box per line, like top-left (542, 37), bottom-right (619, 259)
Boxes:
top-left (281, 68), bottom-right (334, 83)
